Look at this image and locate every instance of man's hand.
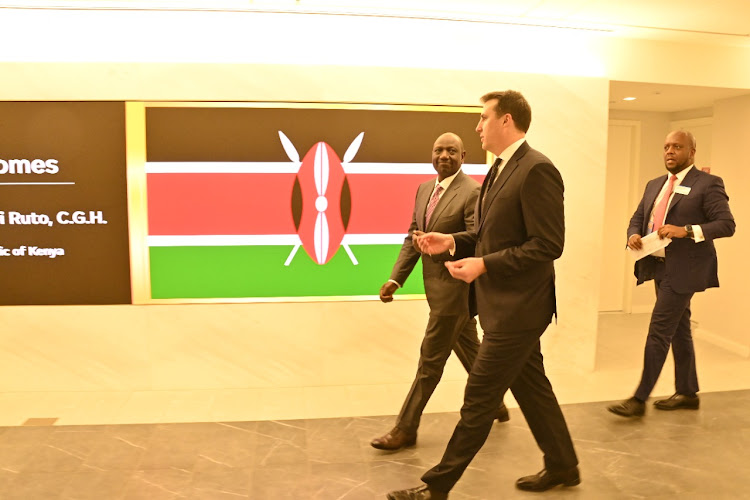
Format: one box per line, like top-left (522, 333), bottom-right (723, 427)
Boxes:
top-left (657, 224), bottom-right (688, 240)
top-left (414, 232), bottom-right (453, 255)
top-left (627, 234), bottom-right (643, 250)
top-left (379, 281), bottom-right (398, 303)
top-left (444, 257), bottom-right (487, 283)
top-left (411, 230), bottom-right (425, 253)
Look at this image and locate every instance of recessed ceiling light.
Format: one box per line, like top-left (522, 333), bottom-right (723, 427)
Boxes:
top-left (623, 97), bottom-right (637, 101)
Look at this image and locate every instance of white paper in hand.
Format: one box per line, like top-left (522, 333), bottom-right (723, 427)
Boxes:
top-left (628, 232), bottom-right (672, 261)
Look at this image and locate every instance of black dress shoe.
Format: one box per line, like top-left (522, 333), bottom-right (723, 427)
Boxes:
top-left (496, 402), bottom-right (510, 423)
top-left (371, 427), bottom-right (417, 450)
top-left (386, 484), bottom-right (448, 500)
top-left (607, 397), bottom-right (645, 417)
top-left (516, 467), bottom-right (580, 492)
top-left (654, 393), bottom-right (699, 410)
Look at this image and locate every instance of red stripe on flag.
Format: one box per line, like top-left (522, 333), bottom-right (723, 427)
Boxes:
top-left (345, 174), bottom-right (485, 233)
top-left (147, 172), bottom-right (485, 236)
top-left (147, 173), bottom-right (298, 235)
top-left (345, 174), bottom-right (432, 233)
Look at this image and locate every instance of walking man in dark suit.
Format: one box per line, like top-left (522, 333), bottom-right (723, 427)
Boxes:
top-left (387, 90), bottom-right (579, 499)
top-left (608, 130), bottom-right (735, 418)
top-left (372, 132), bottom-right (509, 451)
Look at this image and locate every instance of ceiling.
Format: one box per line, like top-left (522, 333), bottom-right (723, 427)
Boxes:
top-left (312, 0), bottom-right (750, 46)
top-left (609, 81), bottom-right (750, 113)
top-left (3, 0), bottom-right (750, 47)
top-left (3, 0), bottom-right (749, 113)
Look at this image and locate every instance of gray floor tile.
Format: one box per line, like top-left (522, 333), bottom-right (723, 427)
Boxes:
top-left (1, 389), bottom-right (749, 499)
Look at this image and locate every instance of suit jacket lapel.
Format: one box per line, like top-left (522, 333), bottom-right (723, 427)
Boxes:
top-left (427, 171), bottom-right (463, 231)
top-left (477, 142), bottom-right (528, 231)
top-left (415, 181), bottom-right (432, 231)
top-left (667, 166), bottom-right (698, 214)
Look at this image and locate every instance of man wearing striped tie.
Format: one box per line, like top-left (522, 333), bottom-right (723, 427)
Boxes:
top-left (608, 130), bottom-right (736, 418)
top-left (371, 133), bottom-right (509, 451)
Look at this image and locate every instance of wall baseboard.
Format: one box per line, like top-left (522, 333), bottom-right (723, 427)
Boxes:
top-left (630, 305), bottom-right (653, 314)
top-left (694, 326), bottom-right (750, 358)
top-left (599, 310), bottom-right (749, 358)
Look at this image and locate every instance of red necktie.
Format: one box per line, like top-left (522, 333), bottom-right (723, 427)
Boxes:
top-left (425, 185), bottom-right (443, 226)
top-left (652, 174), bottom-right (677, 232)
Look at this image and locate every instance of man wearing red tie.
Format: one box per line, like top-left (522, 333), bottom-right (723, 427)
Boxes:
top-left (608, 130), bottom-right (735, 418)
top-left (371, 132), bottom-right (509, 452)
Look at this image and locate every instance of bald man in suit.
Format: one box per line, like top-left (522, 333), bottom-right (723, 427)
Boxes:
top-left (371, 132), bottom-right (508, 452)
top-left (608, 130), bottom-right (735, 418)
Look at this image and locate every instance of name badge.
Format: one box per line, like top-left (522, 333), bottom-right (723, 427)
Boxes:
top-left (674, 185), bottom-right (691, 195)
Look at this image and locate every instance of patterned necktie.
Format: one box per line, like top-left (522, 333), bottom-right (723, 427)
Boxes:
top-left (652, 174), bottom-right (678, 232)
top-left (425, 185), bottom-right (443, 226)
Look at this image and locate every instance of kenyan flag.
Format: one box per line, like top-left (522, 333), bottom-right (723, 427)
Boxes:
top-left (143, 104), bottom-right (487, 300)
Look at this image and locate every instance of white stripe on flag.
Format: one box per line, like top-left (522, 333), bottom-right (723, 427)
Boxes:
top-left (148, 235), bottom-right (302, 246)
top-left (342, 234), bottom-right (408, 245)
top-left (145, 162), bottom-right (488, 175)
top-left (148, 233), bottom-right (408, 247)
top-left (344, 163), bottom-right (487, 175)
top-left (146, 162), bottom-right (300, 173)
top-left (461, 164), bottom-right (492, 175)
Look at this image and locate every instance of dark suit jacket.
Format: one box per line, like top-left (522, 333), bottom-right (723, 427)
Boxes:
top-left (628, 166), bottom-right (735, 293)
top-left (389, 170), bottom-right (481, 316)
top-left (453, 141), bottom-right (564, 332)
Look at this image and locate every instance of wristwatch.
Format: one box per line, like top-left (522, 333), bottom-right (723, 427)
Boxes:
top-left (685, 225), bottom-right (694, 239)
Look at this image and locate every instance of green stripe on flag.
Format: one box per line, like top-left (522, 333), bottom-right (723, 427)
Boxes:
top-left (149, 244), bottom-right (424, 299)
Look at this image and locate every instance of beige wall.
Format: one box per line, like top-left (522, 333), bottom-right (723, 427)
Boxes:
top-left (600, 120), bottom-right (640, 312)
top-left (692, 94), bottom-right (750, 356)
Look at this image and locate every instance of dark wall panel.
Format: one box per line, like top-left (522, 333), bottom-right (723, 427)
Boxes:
top-left (0, 102), bottom-right (131, 305)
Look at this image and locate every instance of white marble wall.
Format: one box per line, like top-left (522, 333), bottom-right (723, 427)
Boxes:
top-left (0, 71), bottom-right (608, 395)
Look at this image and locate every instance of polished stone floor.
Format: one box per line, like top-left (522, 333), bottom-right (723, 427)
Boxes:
top-left (1, 389), bottom-right (749, 499)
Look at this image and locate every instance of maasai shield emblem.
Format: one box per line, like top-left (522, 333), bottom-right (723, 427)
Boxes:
top-left (279, 131), bottom-right (363, 265)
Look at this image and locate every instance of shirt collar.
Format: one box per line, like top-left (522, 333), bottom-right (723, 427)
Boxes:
top-left (495, 137), bottom-right (526, 167)
top-left (435, 168), bottom-right (461, 190)
top-left (670, 164), bottom-right (694, 184)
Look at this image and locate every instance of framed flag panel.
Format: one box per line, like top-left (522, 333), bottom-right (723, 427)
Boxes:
top-left (0, 102), bottom-right (131, 305)
top-left (127, 102), bottom-right (489, 303)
